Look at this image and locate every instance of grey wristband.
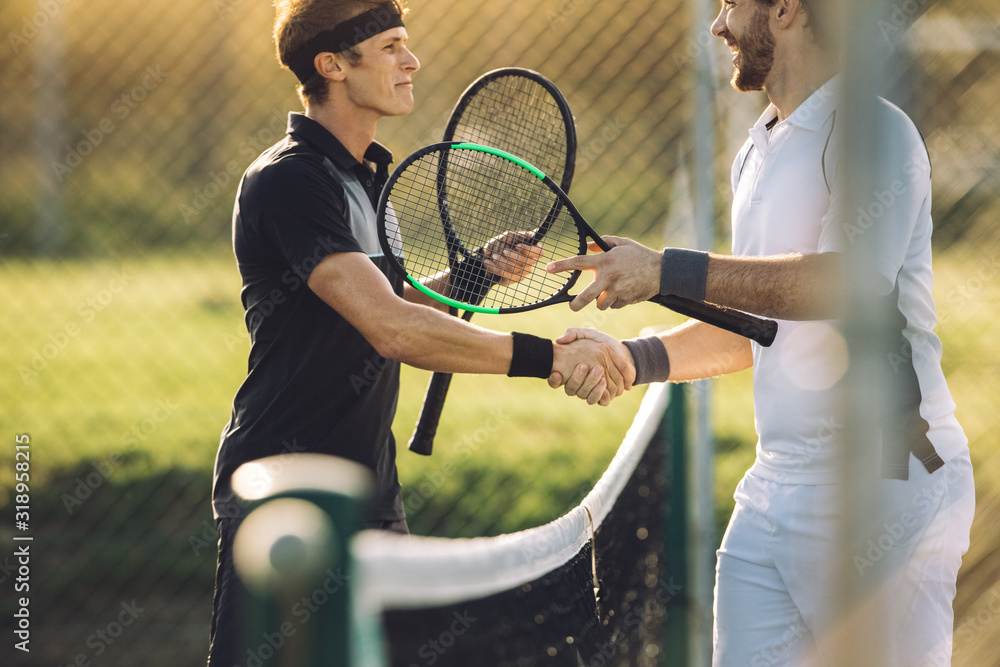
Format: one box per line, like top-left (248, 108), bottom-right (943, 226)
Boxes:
top-left (622, 336), bottom-right (670, 385)
top-left (660, 248), bottom-right (710, 301)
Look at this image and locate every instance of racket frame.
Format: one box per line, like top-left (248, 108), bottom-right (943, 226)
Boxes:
top-left (378, 142), bottom-right (779, 341)
top-left (405, 68), bottom-right (578, 456)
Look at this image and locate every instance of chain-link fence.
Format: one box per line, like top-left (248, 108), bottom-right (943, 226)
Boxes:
top-left (2, 0), bottom-right (998, 665)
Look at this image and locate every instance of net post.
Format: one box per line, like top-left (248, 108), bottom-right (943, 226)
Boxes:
top-left (660, 382), bottom-right (691, 666)
top-left (686, 380), bottom-right (715, 667)
top-left (689, 0), bottom-right (718, 652)
top-left (33, 0), bottom-right (67, 256)
top-left (231, 454), bottom-right (381, 667)
top-left (833, 0), bottom-right (898, 664)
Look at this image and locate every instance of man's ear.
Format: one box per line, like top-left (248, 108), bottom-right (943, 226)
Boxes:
top-left (773, 0), bottom-right (800, 29)
top-left (314, 52), bottom-right (347, 82)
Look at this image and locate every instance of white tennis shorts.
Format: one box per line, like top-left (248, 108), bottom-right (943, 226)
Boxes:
top-left (713, 450), bottom-right (975, 667)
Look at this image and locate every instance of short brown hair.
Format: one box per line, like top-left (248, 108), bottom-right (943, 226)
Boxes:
top-left (273, 0), bottom-right (408, 107)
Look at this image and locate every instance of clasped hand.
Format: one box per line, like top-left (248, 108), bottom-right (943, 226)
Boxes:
top-left (482, 232), bottom-right (639, 405)
top-left (549, 328), bottom-right (635, 406)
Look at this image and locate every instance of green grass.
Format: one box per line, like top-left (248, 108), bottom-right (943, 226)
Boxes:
top-left (2, 251), bottom-right (245, 473)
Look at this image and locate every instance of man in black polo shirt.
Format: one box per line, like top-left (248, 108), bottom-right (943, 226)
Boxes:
top-left (209, 2), bottom-right (633, 663)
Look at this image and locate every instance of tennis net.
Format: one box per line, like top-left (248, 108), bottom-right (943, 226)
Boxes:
top-left (354, 382), bottom-right (681, 666)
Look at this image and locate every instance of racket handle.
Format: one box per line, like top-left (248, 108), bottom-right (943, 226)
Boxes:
top-left (407, 371), bottom-right (455, 456)
top-left (651, 293), bottom-right (778, 347)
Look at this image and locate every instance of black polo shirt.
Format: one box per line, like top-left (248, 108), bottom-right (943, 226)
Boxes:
top-left (214, 113), bottom-right (405, 522)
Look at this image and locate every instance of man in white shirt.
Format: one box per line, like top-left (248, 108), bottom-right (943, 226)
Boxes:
top-left (546, 0), bottom-right (975, 664)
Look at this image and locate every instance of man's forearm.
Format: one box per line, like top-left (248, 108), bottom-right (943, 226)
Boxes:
top-left (376, 303), bottom-right (513, 373)
top-left (703, 252), bottom-right (843, 321)
top-left (657, 319), bottom-right (753, 382)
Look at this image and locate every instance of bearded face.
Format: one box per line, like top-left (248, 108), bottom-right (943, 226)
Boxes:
top-left (730, 4), bottom-right (777, 92)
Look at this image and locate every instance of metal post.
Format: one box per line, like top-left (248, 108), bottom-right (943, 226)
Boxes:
top-left (232, 454), bottom-right (380, 667)
top-left (689, 0), bottom-right (717, 663)
top-left (662, 382), bottom-right (690, 667)
top-left (834, 0), bottom-right (896, 664)
top-left (33, 0), bottom-right (67, 256)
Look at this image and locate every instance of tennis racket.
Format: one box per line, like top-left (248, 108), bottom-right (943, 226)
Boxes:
top-left (378, 142), bottom-right (778, 365)
top-left (407, 68), bottom-right (578, 456)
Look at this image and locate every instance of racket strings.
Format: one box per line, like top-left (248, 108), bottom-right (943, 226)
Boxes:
top-left (450, 77), bottom-right (569, 185)
top-left (388, 148), bottom-right (584, 310)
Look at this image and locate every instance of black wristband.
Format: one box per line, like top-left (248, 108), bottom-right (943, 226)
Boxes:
top-left (450, 250), bottom-right (503, 306)
top-left (622, 336), bottom-right (670, 385)
top-left (660, 248), bottom-right (710, 301)
top-left (507, 332), bottom-right (554, 379)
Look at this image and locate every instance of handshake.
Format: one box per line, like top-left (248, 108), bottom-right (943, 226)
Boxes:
top-left (549, 328), bottom-right (637, 407)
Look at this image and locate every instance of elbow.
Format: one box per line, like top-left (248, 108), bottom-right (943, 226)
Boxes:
top-left (366, 309), bottom-right (426, 363)
top-left (369, 326), bottom-right (408, 362)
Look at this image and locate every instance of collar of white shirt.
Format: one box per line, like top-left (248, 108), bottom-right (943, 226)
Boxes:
top-left (749, 75), bottom-right (841, 152)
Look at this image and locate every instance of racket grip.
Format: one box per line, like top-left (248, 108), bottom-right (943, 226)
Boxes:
top-left (407, 372), bottom-right (455, 455)
top-left (651, 294), bottom-right (778, 347)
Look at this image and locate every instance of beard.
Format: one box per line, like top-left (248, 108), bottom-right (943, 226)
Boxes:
top-left (731, 6), bottom-right (776, 92)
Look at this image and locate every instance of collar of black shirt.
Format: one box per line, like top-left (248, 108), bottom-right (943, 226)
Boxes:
top-left (286, 112), bottom-right (393, 180)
